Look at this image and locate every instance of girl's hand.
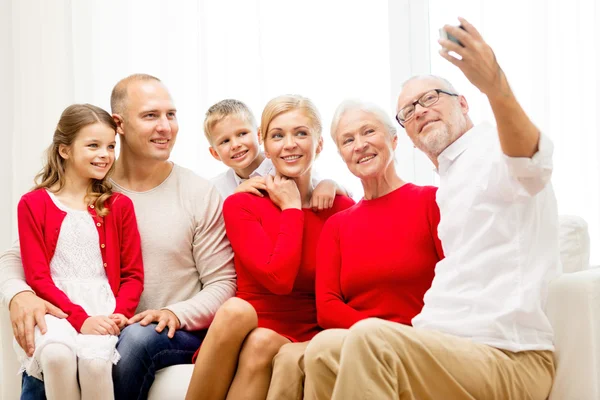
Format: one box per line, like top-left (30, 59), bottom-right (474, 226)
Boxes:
top-left (109, 313), bottom-right (128, 330)
top-left (265, 174), bottom-right (301, 210)
top-left (81, 315), bottom-right (120, 335)
top-left (235, 176), bottom-right (267, 197)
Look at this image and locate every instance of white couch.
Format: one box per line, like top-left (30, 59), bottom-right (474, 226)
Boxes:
top-left (2, 215), bottom-right (599, 400)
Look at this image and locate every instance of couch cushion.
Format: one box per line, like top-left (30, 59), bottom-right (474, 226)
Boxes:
top-left (0, 215), bottom-right (592, 397)
top-left (148, 364), bottom-right (194, 400)
top-left (559, 215), bottom-right (590, 273)
top-left (547, 268), bottom-right (600, 399)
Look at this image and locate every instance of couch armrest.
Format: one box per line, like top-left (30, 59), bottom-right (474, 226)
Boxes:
top-left (547, 268), bottom-right (600, 400)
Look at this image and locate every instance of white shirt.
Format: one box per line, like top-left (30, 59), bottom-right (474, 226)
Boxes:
top-left (412, 123), bottom-right (560, 352)
top-left (210, 158), bottom-right (324, 199)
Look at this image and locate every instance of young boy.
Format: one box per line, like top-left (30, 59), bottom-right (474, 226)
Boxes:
top-left (205, 99), bottom-right (348, 208)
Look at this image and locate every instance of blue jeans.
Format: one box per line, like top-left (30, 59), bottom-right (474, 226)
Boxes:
top-left (20, 323), bottom-right (205, 400)
top-left (21, 373), bottom-right (46, 400)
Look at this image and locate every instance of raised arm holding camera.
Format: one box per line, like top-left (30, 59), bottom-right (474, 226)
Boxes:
top-left (303, 17), bottom-right (559, 400)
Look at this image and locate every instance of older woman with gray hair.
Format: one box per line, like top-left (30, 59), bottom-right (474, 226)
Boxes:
top-left (266, 100), bottom-right (444, 400)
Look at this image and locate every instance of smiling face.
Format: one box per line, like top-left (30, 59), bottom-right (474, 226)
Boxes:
top-left (116, 79), bottom-right (179, 162)
top-left (60, 122), bottom-right (117, 181)
top-left (263, 109), bottom-right (323, 178)
top-left (397, 77), bottom-right (470, 160)
top-left (208, 115), bottom-right (262, 177)
top-left (334, 110), bottom-right (397, 181)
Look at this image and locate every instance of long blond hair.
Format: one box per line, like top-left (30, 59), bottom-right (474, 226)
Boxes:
top-left (34, 104), bottom-right (117, 217)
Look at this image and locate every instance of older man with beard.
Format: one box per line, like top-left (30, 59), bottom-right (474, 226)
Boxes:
top-left (303, 17), bottom-right (559, 400)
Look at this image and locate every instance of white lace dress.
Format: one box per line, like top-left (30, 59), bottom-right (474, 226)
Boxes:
top-left (14, 191), bottom-right (120, 380)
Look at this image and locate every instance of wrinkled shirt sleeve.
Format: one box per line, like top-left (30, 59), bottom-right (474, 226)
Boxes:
top-left (503, 132), bottom-right (554, 197)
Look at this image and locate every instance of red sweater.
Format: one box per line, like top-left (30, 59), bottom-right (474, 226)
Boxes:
top-left (17, 188), bottom-right (144, 332)
top-left (316, 184), bottom-right (443, 330)
top-left (223, 193), bottom-right (355, 342)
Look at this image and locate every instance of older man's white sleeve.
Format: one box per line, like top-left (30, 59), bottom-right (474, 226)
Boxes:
top-left (164, 185), bottom-right (236, 330)
top-left (0, 240), bottom-right (32, 307)
top-left (503, 132), bottom-right (554, 197)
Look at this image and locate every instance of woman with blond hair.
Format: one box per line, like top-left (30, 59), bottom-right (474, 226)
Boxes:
top-left (185, 95), bottom-right (354, 400)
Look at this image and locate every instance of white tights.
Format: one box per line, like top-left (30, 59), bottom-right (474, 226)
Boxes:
top-left (40, 343), bottom-right (115, 400)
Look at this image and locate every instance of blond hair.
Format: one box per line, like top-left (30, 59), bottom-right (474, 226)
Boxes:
top-left (203, 99), bottom-right (257, 145)
top-left (110, 73), bottom-right (161, 116)
top-left (34, 104), bottom-right (117, 217)
top-left (260, 95), bottom-right (322, 142)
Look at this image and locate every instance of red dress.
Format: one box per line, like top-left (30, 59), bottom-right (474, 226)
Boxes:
top-left (223, 193), bottom-right (355, 342)
top-left (316, 184), bottom-right (443, 330)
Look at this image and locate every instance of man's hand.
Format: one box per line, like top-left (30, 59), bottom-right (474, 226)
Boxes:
top-left (9, 291), bottom-right (67, 357)
top-left (81, 315), bottom-right (121, 335)
top-left (128, 309), bottom-right (181, 339)
top-left (109, 313), bottom-right (128, 330)
top-left (438, 17), bottom-right (509, 98)
top-left (235, 176), bottom-right (267, 197)
top-left (439, 17), bottom-right (540, 158)
top-left (265, 174), bottom-right (302, 210)
top-left (311, 180), bottom-right (337, 211)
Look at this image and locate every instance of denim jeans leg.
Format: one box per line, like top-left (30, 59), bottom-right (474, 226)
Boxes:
top-left (113, 322), bottom-right (206, 400)
top-left (21, 373), bottom-right (47, 400)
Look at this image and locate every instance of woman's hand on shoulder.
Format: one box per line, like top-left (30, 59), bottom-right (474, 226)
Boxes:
top-left (265, 174), bottom-right (301, 210)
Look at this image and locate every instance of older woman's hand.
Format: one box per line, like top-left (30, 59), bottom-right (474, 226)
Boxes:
top-left (265, 174), bottom-right (302, 210)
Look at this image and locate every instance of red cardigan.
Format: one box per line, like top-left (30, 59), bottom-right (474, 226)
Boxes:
top-left (17, 188), bottom-right (144, 332)
top-left (316, 184), bottom-right (443, 329)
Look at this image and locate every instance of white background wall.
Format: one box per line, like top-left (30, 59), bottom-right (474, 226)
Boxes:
top-left (2, 1), bottom-right (599, 397)
top-left (0, 2), bottom-right (433, 396)
top-left (1, 0), bottom-right (13, 254)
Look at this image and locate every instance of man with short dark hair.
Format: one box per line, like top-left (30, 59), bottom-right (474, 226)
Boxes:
top-left (2, 74), bottom-right (236, 399)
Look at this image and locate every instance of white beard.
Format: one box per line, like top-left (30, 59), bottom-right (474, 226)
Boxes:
top-left (415, 107), bottom-right (466, 159)
top-left (418, 123), bottom-right (452, 158)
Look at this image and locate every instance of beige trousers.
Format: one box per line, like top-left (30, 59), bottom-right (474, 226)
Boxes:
top-left (266, 341), bottom-right (309, 400)
top-left (304, 318), bottom-right (555, 400)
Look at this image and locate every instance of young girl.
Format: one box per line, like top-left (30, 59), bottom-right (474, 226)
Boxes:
top-left (185, 95), bottom-right (355, 400)
top-left (14, 104), bottom-right (144, 400)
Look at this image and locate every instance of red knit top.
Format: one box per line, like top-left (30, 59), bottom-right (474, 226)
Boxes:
top-left (223, 193), bottom-right (355, 342)
top-left (17, 188), bottom-right (144, 332)
top-left (316, 184), bottom-right (443, 330)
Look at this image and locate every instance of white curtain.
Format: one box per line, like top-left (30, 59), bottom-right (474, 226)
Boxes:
top-left (3, 1), bottom-right (598, 258)
top-left (428, 0), bottom-right (600, 263)
top-left (0, 0), bottom-right (433, 253)
top-left (1, 0), bottom-right (599, 395)
top-left (2, 2), bottom-right (431, 391)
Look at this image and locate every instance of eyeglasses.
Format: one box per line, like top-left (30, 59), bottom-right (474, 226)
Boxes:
top-left (396, 89), bottom-right (458, 127)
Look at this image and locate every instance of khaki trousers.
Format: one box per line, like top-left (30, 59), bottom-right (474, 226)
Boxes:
top-left (267, 341), bottom-right (309, 400)
top-left (304, 318), bottom-right (555, 400)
